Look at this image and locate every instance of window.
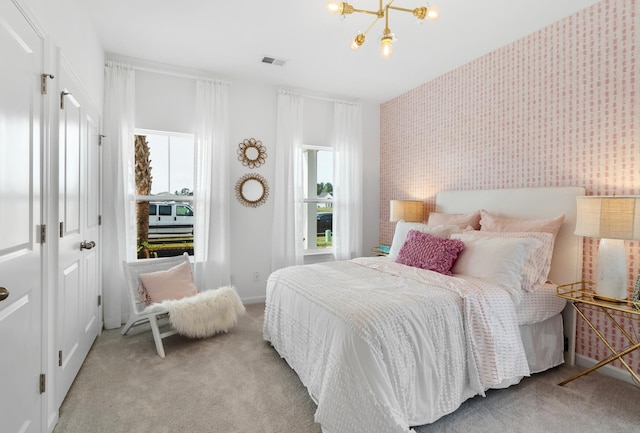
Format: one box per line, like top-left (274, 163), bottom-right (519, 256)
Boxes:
top-left (134, 130), bottom-right (195, 258)
top-left (302, 146), bottom-right (333, 253)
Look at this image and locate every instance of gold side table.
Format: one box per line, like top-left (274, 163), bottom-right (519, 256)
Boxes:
top-left (556, 281), bottom-right (640, 386)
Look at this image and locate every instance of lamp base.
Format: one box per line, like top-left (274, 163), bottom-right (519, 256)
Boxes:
top-left (595, 238), bottom-right (628, 301)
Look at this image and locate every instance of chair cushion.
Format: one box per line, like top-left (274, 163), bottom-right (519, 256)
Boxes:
top-left (138, 260), bottom-right (197, 304)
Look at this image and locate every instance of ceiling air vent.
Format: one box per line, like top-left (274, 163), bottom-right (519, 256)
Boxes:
top-left (261, 56), bottom-right (287, 66)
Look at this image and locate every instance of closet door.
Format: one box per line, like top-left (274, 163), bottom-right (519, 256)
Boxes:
top-left (56, 54), bottom-right (101, 407)
top-left (0, 0), bottom-right (44, 431)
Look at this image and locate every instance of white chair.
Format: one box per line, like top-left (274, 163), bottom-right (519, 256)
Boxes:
top-left (121, 253), bottom-right (190, 358)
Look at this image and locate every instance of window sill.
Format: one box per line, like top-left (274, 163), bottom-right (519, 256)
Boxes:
top-left (303, 249), bottom-right (334, 257)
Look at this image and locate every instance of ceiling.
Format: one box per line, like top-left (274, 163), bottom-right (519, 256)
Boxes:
top-left (86, 0), bottom-right (600, 104)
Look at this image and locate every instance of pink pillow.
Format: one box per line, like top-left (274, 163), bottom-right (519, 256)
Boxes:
top-left (395, 230), bottom-right (465, 275)
top-left (139, 260), bottom-right (198, 304)
top-left (479, 210), bottom-right (565, 237)
top-left (427, 211), bottom-right (481, 230)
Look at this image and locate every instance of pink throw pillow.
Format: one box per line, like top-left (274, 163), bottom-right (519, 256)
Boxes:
top-left (427, 211), bottom-right (481, 230)
top-left (395, 230), bottom-right (465, 275)
top-left (139, 260), bottom-right (198, 304)
top-left (479, 210), bottom-right (565, 237)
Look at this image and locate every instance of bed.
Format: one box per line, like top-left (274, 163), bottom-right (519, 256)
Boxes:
top-left (263, 187), bottom-right (585, 433)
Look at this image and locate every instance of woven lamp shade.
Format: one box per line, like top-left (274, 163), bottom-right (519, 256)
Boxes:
top-left (574, 196), bottom-right (640, 300)
top-left (389, 200), bottom-right (424, 223)
top-left (575, 196), bottom-right (640, 240)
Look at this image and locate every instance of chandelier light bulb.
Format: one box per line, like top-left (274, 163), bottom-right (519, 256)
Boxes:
top-left (426, 6), bottom-right (440, 22)
top-left (380, 35), bottom-right (394, 59)
top-left (326, 0), bottom-right (342, 14)
top-left (351, 33), bottom-right (366, 50)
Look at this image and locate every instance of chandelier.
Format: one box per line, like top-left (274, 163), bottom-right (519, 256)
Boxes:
top-left (326, 1), bottom-right (440, 59)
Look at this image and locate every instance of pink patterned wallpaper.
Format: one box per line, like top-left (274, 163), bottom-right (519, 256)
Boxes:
top-left (380, 0), bottom-right (639, 373)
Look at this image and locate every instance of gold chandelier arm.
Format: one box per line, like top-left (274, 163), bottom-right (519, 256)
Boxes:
top-left (350, 0), bottom-right (394, 18)
top-left (361, 16), bottom-right (381, 37)
top-left (350, 7), bottom-right (383, 16)
top-left (387, 6), bottom-right (413, 13)
top-left (384, 2), bottom-right (391, 33)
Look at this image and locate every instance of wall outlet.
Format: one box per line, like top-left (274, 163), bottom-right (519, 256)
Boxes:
top-left (252, 272), bottom-right (259, 282)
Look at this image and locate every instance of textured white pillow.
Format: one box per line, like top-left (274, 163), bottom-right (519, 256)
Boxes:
top-left (450, 233), bottom-right (542, 296)
top-left (454, 231), bottom-right (555, 291)
top-left (389, 220), bottom-right (460, 259)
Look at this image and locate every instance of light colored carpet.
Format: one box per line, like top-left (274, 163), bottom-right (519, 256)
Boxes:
top-left (55, 303), bottom-right (639, 433)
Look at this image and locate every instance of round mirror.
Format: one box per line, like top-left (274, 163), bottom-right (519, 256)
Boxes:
top-left (237, 138), bottom-right (267, 169)
top-left (235, 173), bottom-right (269, 207)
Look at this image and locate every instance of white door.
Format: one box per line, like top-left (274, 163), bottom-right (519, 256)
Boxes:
top-left (0, 1), bottom-right (44, 432)
top-left (56, 56), bottom-right (101, 406)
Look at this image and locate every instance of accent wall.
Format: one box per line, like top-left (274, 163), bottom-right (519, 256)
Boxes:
top-left (380, 0), bottom-right (638, 374)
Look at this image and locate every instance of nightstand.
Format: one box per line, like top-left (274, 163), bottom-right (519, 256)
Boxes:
top-left (556, 281), bottom-right (640, 386)
top-left (370, 246), bottom-right (390, 256)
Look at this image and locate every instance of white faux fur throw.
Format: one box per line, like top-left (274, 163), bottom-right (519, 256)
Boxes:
top-left (145, 286), bottom-right (245, 338)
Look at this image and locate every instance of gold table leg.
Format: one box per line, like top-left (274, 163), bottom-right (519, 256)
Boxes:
top-left (559, 303), bottom-right (640, 386)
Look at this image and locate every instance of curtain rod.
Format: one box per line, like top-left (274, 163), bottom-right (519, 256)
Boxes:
top-left (105, 56), bottom-right (231, 85)
top-left (279, 88), bottom-right (360, 106)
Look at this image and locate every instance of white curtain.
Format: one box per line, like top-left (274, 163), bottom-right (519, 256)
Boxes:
top-left (333, 102), bottom-right (363, 260)
top-left (193, 79), bottom-right (231, 289)
top-left (271, 90), bottom-right (305, 271)
top-left (102, 61), bottom-right (136, 329)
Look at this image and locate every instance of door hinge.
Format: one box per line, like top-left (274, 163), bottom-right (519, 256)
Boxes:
top-left (40, 73), bottom-right (54, 95)
top-left (98, 215), bottom-right (102, 226)
top-left (39, 374), bottom-right (46, 394)
top-left (59, 222), bottom-right (64, 238)
top-left (60, 91), bottom-right (71, 109)
top-left (98, 295), bottom-right (102, 306)
top-left (58, 350), bottom-right (62, 367)
top-left (39, 224), bottom-right (46, 243)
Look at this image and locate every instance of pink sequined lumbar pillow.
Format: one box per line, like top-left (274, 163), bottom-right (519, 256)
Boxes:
top-left (395, 230), bottom-right (465, 275)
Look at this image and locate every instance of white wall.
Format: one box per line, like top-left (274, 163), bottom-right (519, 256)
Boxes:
top-left (134, 69), bottom-right (381, 302)
top-left (25, 0), bottom-right (104, 107)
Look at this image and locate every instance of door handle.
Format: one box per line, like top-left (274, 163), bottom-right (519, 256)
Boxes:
top-left (80, 240), bottom-right (96, 251)
top-left (0, 287), bottom-right (8, 302)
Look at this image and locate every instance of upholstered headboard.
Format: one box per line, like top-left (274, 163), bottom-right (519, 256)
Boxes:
top-left (435, 186), bottom-right (585, 286)
top-left (435, 187), bottom-right (585, 364)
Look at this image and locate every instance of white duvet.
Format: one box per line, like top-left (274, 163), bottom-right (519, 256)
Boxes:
top-left (263, 257), bottom-right (530, 433)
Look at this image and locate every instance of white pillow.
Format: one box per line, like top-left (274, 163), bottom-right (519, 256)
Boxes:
top-left (453, 231), bottom-right (555, 291)
top-left (389, 220), bottom-right (460, 259)
top-left (450, 233), bottom-right (542, 296)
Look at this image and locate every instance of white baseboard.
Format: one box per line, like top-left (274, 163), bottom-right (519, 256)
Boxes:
top-left (242, 296), bottom-right (266, 304)
top-left (574, 353), bottom-right (639, 386)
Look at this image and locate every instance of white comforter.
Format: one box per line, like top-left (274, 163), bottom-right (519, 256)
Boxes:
top-left (263, 257), bottom-right (530, 433)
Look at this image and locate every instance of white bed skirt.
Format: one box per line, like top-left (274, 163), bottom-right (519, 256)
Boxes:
top-left (520, 314), bottom-right (565, 374)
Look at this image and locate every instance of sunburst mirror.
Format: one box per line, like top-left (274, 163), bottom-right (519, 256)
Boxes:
top-left (237, 138), bottom-right (267, 169)
top-left (235, 173), bottom-right (269, 208)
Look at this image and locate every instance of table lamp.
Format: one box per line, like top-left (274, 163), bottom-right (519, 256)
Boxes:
top-left (389, 200), bottom-right (424, 223)
top-left (574, 196), bottom-right (640, 300)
